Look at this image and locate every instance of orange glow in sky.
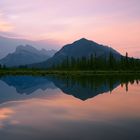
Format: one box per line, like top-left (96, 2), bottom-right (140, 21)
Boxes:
top-left (0, 0), bottom-right (140, 57)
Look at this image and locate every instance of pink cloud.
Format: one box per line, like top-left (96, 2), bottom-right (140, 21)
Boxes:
top-left (0, 0), bottom-right (140, 57)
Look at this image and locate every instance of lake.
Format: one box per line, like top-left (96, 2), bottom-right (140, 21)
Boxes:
top-left (0, 75), bottom-right (140, 140)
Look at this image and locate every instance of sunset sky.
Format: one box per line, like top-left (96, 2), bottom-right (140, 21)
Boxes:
top-left (0, 0), bottom-right (140, 57)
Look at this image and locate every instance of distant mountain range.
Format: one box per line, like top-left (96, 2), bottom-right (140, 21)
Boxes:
top-left (0, 36), bottom-right (58, 59)
top-left (0, 37), bottom-right (125, 68)
top-left (0, 45), bottom-right (56, 67)
top-left (31, 38), bottom-right (122, 68)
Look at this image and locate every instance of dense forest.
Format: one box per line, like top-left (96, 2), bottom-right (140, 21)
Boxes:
top-left (50, 52), bottom-right (140, 71)
top-left (0, 52), bottom-right (140, 71)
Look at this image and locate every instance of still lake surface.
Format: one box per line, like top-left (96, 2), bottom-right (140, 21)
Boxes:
top-left (0, 75), bottom-right (140, 140)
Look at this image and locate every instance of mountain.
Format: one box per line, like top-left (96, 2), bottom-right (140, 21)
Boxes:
top-left (31, 38), bottom-right (122, 68)
top-left (0, 45), bottom-right (56, 67)
top-left (48, 76), bottom-right (120, 100)
top-left (0, 36), bottom-right (58, 59)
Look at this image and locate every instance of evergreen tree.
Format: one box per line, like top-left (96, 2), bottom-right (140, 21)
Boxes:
top-left (51, 53), bottom-right (140, 71)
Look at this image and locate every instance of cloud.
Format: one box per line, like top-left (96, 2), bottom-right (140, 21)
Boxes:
top-left (0, 21), bottom-right (13, 32)
top-left (0, 11), bottom-right (13, 32)
top-left (0, 0), bottom-right (139, 57)
top-left (0, 31), bottom-right (25, 38)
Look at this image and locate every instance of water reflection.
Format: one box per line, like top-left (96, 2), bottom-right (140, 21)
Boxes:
top-left (0, 76), bottom-right (56, 94)
top-left (50, 76), bottom-right (121, 100)
top-left (0, 75), bottom-right (139, 140)
top-left (51, 75), bottom-right (140, 100)
top-left (0, 75), bottom-right (139, 102)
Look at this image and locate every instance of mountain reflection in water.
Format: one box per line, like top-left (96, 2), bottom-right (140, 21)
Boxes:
top-left (0, 75), bottom-right (139, 103)
top-left (0, 75), bottom-right (140, 140)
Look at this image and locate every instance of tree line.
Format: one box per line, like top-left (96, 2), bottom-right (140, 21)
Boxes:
top-left (0, 52), bottom-right (140, 71)
top-left (50, 52), bottom-right (140, 71)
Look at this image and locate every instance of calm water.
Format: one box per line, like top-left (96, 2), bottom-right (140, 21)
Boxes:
top-left (0, 75), bottom-right (140, 140)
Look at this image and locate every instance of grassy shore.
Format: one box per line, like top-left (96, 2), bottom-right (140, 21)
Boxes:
top-left (0, 69), bottom-right (140, 76)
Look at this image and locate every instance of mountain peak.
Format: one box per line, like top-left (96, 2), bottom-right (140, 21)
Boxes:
top-left (16, 45), bottom-right (39, 54)
top-left (31, 38), bottom-right (121, 69)
top-left (79, 38), bottom-right (89, 41)
top-left (0, 45), bottom-right (56, 67)
top-left (73, 38), bottom-right (98, 46)
top-left (75, 38), bottom-right (90, 43)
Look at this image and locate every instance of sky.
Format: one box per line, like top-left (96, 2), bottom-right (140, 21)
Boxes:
top-left (0, 0), bottom-right (140, 57)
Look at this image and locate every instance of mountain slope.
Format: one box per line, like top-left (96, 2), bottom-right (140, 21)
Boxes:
top-left (0, 36), bottom-right (58, 59)
top-left (31, 38), bottom-right (122, 68)
top-left (0, 45), bottom-right (56, 67)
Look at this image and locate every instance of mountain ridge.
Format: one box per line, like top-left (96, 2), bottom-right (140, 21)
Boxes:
top-left (0, 35), bottom-right (58, 59)
top-left (30, 38), bottom-right (122, 68)
top-left (0, 45), bottom-right (56, 67)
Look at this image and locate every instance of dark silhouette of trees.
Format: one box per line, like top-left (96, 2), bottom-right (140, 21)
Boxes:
top-left (1, 52), bottom-right (139, 71)
top-left (51, 52), bottom-right (140, 71)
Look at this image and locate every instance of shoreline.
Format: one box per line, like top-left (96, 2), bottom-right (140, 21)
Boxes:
top-left (0, 70), bottom-right (140, 76)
